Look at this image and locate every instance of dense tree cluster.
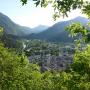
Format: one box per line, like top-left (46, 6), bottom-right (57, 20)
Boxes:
top-left (0, 22), bottom-right (90, 89)
top-left (0, 39), bottom-right (90, 90)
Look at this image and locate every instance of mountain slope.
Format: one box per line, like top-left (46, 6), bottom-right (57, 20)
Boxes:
top-left (27, 16), bottom-right (89, 42)
top-left (32, 25), bottom-right (49, 33)
top-left (0, 12), bottom-right (32, 36)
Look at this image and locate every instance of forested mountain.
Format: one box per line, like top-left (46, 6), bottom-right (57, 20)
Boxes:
top-left (0, 12), bottom-right (89, 43)
top-left (26, 16), bottom-right (89, 42)
top-left (0, 13), bottom-right (50, 36)
top-left (0, 12), bottom-right (33, 36)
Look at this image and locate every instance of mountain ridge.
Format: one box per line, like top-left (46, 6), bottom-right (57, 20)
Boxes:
top-left (31, 25), bottom-right (49, 33)
top-left (0, 12), bottom-right (89, 43)
top-left (26, 16), bottom-right (89, 42)
top-left (0, 12), bottom-right (33, 36)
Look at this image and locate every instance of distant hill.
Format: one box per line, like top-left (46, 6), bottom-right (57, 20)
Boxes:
top-left (0, 13), bottom-right (89, 43)
top-left (0, 13), bottom-right (50, 36)
top-left (26, 16), bottom-right (89, 43)
top-left (0, 12), bottom-right (33, 36)
top-left (32, 25), bottom-right (49, 33)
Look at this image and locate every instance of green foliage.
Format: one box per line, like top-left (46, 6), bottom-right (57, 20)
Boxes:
top-left (66, 22), bottom-right (90, 48)
top-left (72, 45), bottom-right (90, 75)
top-left (0, 43), bottom-right (42, 90)
top-left (20, 0), bottom-right (90, 20)
top-left (0, 27), bottom-right (3, 33)
top-left (0, 34), bottom-right (90, 89)
top-left (66, 23), bottom-right (88, 37)
top-left (82, 1), bottom-right (90, 18)
top-left (0, 13), bottom-right (32, 36)
top-left (0, 27), bottom-right (3, 41)
top-left (68, 45), bottom-right (90, 90)
top-left (1, 1), bottom-right (90, 89)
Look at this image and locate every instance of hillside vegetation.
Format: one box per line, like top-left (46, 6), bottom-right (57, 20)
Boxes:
top-left (0, 22), bottom-right (90, 89)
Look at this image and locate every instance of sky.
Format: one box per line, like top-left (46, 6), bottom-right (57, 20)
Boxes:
top-left (0, 0), bottom-right (85, 28)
